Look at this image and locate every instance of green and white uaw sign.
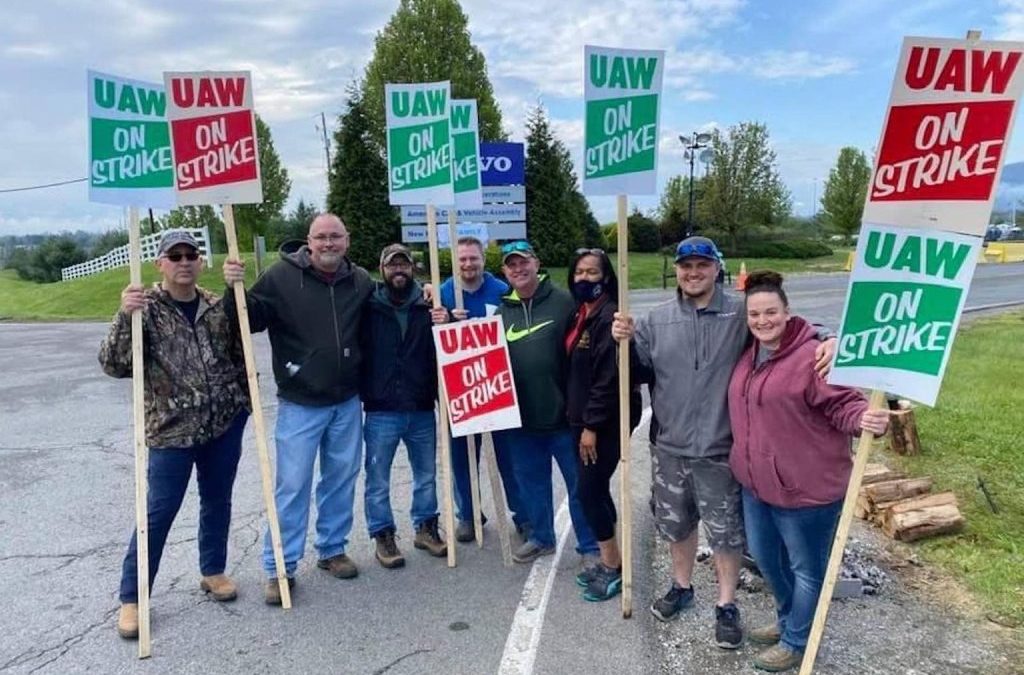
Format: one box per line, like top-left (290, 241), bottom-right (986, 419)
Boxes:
top-left (449, 98), bottom-right (482, 208)
top-left (87, 70), bottom-right (174, 208)
top-left (828, 222), bottom-right (982, 406)
top-left (386, 81), bottom-right (454, 206)
top-left (583, 45), bottom-right (664, 195)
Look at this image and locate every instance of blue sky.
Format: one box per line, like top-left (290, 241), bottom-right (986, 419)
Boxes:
top-left (2, 0), bottom-right (1023, 234)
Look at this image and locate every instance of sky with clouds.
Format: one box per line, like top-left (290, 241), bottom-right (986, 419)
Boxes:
top-left (2, 0), bottom-right (1024, 234)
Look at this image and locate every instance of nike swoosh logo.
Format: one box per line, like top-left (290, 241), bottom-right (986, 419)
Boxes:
top-left (506, 320), bottom-right (554, 342)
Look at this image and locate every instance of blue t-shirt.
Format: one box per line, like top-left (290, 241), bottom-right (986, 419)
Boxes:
top-left (439, 272), bottom-right (509, 319)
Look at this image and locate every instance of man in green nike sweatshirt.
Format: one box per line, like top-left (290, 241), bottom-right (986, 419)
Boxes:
top-left (493, 240), bottom-right (599, 564)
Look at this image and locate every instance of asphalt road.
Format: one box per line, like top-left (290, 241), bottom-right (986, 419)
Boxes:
top-left (0, 264), bottom-right (1021, 675)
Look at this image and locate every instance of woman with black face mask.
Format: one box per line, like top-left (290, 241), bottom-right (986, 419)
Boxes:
top-left (565, 248), bottom-right (640, 602)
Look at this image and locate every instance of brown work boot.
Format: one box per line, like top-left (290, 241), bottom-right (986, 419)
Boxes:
top-left (753, 643), bottom-right (803, 672)
top-left (374, 528), bottom-right (405, 569)
top-left (317, 553), bottom-right (358, 579)
top-left (199, 573), bottom-right (238, 601)
top-left (413, 516), bottom-right (448, 557)
top-left (748, 622), bottom-right (782, 646)
top-left (264, 576), bottom-right (296, 606)
top-left (116, 603), bottom-right (138, 639)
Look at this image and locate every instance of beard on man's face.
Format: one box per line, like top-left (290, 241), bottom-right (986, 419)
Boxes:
top-left (386, 271), bottom-right (411, 291)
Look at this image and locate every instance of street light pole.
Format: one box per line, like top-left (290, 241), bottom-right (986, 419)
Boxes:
top-left (679, 132), bottom-right (713, 238)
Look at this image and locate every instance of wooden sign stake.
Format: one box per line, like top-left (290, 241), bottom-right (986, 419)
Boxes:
top-left (616, 194), bottom-right (633, 619)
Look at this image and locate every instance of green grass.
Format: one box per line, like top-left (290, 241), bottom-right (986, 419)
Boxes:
top-left (888, 311), bottom-right (1024, 627)
top-left (0, 254), bottom-right (259, 321)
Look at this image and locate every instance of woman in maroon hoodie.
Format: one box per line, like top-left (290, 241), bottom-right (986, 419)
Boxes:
top-left (728, 271), bottom-right (888, 673)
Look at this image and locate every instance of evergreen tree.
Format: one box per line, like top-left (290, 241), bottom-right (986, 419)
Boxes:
top-left (821, 146), bottom-right (871, 243)
top-left (327, 85), bottom-right (401, 268)
top-left (234, 115), bottom-right (291, 246)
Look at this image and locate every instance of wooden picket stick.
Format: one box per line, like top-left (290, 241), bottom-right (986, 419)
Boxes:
top-left (127, 207), bottom-right (151, 658)
top-left (799, 389), bottom-right (886, 674)
top-left (447, 210), bottom-right (484, 547)
top-left (482, 432), bottom-right (514, 566)
top-left (222, 204), bottom-right (291, 609)
top-left (428, 205), bottom-right (458, 567)
top-left (616, 194), bottom-right (633, 619)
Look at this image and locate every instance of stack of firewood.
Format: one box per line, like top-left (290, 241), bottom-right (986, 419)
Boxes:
top-left (855, 463), bottom-right (965, 542)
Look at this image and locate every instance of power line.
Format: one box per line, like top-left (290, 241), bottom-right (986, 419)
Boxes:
top-left (0, 177), bottom-right (88, 194)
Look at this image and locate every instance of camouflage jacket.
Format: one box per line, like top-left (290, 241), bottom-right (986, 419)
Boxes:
top-left (98, 284), bottom-right (250, 448)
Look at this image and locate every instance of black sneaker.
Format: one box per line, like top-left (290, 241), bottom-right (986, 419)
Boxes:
top-left (650, 582), bottom-right (694, 621)
top-left (715, 603), bottom-right (743, 649)
top-left (575, 554), bottom-right (601, 588)
top-left (583, 564), bottom-right (623, 602)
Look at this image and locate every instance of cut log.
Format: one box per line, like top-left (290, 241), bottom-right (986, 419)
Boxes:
top-left (883, 502), bottom-right (965, 542)
top-left (862, 463), bottom-right (907, 485)
top-left (855, 493), bottom-right (872, 520)
top-left (862, 477), bottom-right (933, 504)
top-left (881, 492), bottom-right (958, 530)
top-left (888, 408), bottom-right (922, 456)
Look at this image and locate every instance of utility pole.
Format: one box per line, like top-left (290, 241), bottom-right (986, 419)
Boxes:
top-left (319, 112), bottom-right (332, 181)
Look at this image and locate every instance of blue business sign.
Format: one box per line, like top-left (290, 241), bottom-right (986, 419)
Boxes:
top-left (479, 142), bottom-right (524, 186)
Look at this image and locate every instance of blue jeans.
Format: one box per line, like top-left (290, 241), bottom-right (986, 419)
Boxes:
top-left (742, 488), bottom-right (842, 652)
top-left (495, 427), bottom-right (598, 555)
top-left (363, 411), bottom-right (438, 536)
top-left (263, 396), bottom-right (362, 578)
top-left (119, 411), bottom-right (247, 602)
top-left (451, 433), bottom-right (525, 527)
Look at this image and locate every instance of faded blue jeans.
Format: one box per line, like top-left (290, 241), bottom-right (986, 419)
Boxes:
top-left (450, 432), bottom-right (525, 528)
top-left (262, 396), bottom-right (362, 579)
top-left (363, 411), bottom-right (438, 537)
top-left (742, 488), bottom-right (842, 652)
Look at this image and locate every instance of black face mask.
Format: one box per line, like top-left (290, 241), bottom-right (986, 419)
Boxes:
top-left (571, 279), bottom-right (605, 303)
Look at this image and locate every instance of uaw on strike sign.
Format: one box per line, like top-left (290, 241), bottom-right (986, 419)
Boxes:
top-left (433, 316), bottom-right (521, 437)
top-left (164, 71), bottom-right (263, 205)
top-left (864, 37), bottom-right (1024, 235)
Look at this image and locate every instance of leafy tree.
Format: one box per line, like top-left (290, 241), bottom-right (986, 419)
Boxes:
top-left (327, 84), bottom-right (401, 268)
top-left (697, 122), bottom-right (791, 249)
top-left (657, 175), bottom-right (696, 244)
top-left (161, 206), bottom-right (225, 253)
top-left (234, 115), bottom-right (291, 246)
top-left (266, 198), bottom-right (320, 251)
top-left (628, 208), bottom-right (662, 252)
top-left (14, 236), bottom-right (87, 283)
top-left (90, 228), bottom-right (129, 257)
top-left (362, 0), bottom-right (504, 146)
top-left (820, 146), bottom-right (871, 243)
top-left (525, 105), bottom-right (585, 265)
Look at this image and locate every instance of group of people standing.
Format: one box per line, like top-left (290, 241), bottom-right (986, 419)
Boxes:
top-left (100, 214), bottom-right (887, 673)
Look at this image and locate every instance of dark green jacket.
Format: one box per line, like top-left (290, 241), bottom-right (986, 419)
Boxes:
top-left (495, 275), bottom-right (575, 432)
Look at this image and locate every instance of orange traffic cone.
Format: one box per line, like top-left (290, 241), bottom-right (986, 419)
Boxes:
top-left (735, 261), bottom-right (748, 291)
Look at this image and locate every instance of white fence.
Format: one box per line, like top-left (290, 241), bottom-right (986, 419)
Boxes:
top-left (61, 227), bottom-right (212, 281)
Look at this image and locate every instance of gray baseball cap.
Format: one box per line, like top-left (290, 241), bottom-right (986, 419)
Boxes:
top-left (157, 230), bottom-right (200, 255)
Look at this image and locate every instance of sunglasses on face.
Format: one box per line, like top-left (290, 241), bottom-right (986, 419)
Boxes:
top-left (676, 242), bottom-right (719, 259)
top-left (501, 241), bottom-right (533, 255)
top-left (164, 251), bottom-right (199, 262)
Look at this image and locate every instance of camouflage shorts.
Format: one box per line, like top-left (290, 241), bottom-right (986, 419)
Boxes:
top-left (650, 447), bottom-right (745, 552)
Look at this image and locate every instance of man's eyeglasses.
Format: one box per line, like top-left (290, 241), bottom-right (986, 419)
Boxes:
top-left (675, 242), bottom-right (719, 259)
top-left (501, 241), bottom-right (533, 255)
top-left (574, 247), bottom-right (605, 256)
top-left (164, 251), bottom-right (199, 262)
top-left (311, 233), bottom-right (347, 242)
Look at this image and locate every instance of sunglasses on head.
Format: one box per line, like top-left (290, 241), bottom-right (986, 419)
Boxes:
top-left (574, 247), bottom-right (605, 256)
top-left (500, 241), bottom-right (533, 255)
top-left (675, 242), bottom-right (718, 259)
top-left (164, 251), bottom-right (199, 262)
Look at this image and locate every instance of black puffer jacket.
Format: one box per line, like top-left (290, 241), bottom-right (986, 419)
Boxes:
top-left (226, 246), bottom-right (374, 406)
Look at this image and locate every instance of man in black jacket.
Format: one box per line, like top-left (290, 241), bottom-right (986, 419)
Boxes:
top-left (224, 214), bottom-right (374, 604)
top-left (360, 244), bottom-right (447, 568)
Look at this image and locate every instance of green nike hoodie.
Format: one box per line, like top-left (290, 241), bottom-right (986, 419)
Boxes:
top-left (495, 275), bottom-right (575, 432)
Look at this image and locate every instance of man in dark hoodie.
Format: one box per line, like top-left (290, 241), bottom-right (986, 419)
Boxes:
top-left (359, 244), bottom-right (447, 568)
top-left (223, 213), bottom-right (374, 604)
top-left (493, 240), bottom-right (599, 564)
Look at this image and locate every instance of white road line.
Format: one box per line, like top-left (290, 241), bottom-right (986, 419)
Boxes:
top-left (498, 407), bottom-right (653, 675)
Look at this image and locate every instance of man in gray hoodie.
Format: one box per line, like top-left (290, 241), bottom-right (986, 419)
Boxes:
top-left (612, 236), bottom-right (834, 650)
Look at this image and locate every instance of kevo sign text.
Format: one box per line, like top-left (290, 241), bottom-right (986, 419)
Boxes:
top-left (386, 81), bottom-right (454, 206)
top-left (829, 223), bottom-right (981, 406)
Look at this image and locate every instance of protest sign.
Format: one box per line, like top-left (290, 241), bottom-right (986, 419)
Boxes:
top-left (583, 45), bottom-right (665, 195)
top-left (828, 223), bottom-right (980, 405)
top-left (479, 142), bottom-right (525, 186)
top-left (449, 99), bottom-right (482, 208)
top-left (88, 70), bottom-right (174, 208)
top-left (386, 81), bottom-right (454, 206)
top-left (433, 316), bottom-right (521, 437)
top-left (163, 71), bottom-right (263, 206)
top-left (864, 36), bottom-right (1024, 235)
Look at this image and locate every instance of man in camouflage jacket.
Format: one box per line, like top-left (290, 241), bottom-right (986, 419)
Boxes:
top-left (99, 231), bottom-right (249, 640)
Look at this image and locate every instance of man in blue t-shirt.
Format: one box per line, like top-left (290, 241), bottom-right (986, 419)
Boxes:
top-left (439, 236), bottom-right (526, 542)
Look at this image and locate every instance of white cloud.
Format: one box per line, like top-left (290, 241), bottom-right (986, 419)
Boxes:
top-left (747, 51), bottom-right (856, 80)
top-left (997, 0), bottom-right (1024, 39)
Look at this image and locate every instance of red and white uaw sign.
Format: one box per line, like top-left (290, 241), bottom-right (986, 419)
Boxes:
top-left (865, 36), bottom-right (1024, 236)
top-left (433, 316), bottom-right (521, 437)
top-left (163, 71), bottom-right (263, 205)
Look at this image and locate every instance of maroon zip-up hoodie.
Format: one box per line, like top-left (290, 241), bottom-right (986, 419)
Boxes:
top-left (728, 316), bottom-right (868, 508)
